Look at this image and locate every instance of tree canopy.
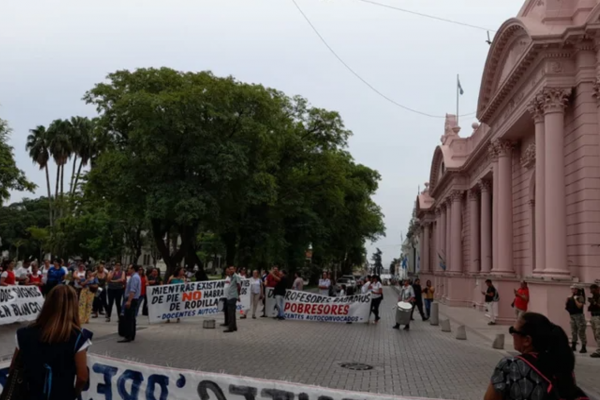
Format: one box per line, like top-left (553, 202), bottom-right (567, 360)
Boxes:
top-left (81, 68), bottom-right (385, 278)
top-left (0, 118), bottom-right (35, 204)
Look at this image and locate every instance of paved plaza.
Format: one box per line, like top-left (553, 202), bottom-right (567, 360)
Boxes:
top-left (1, 287), bottom-right (599, 400)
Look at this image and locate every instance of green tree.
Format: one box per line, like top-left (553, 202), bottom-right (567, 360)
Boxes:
top-left (0, 197), bottom-right (50, 260)
top-left (47, 119), bottom-right (72, 215)
top-left (0, 118), bottom-right (35, 204)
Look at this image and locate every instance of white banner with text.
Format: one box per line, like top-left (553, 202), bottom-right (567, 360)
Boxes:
top-left (283, 290), bottom-right (371, 323)
top-left (0, 354), bottom-right (436, 400)
top-left (148, 279), bottom-right (250, 324)
top-left (0, 286), bottom-right (44, 325)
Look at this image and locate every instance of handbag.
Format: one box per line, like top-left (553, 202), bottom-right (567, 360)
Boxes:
top-left (0, 351), bottom-right (30, 400)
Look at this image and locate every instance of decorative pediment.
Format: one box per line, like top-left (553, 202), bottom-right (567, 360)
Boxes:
top-left (476, 20), bottom-right (532, 122)
top-left (496, 35), bottom-right (532, 91)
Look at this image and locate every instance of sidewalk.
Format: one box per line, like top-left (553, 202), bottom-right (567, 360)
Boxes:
top-left (438, 302), bottom-right (600, 399)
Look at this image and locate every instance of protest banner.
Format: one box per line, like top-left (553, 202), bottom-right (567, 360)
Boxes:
top-left (264, 287), bottom-right (278, 317)
top-left (0, 286), bottom-right (44, 325)
top-left (147, 279), bottom-right (250, 324)
top-left (0, 354), bottom-right (437, 400)
top-left (283, 290), bottom-right (371, 323)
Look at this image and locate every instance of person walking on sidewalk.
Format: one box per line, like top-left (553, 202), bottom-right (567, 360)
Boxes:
top-left (393, 279), bottom-right (415, 331)
top-left (485, 312), bottom-right (587, 400)
top-left (369, 276), bottom-right (383, 324)
top-left (566, 284), bottom-right (587, 353)
top-left (482, 279), bottom-right (499, 325)
top-left (422, 280), bottom-right (435, 318)
top-left (589, 284), bottom-right (600, 359)
top-left (512, 280), bottom-right (529, 320)
top-left (224, 266), bottom-right (241, 333)
top-left (410, 279), bottom-right (427, 321)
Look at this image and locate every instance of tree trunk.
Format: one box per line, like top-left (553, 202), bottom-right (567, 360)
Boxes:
top-left (72, 158), bottom-right (84, 195)
top-left (54, 165), bottom-right (60, 222)
top-left (69, 155), bottom-right (77, 195)
top-left (59, 163), bottom-right (65, 218)
top-left (45, 164), bottom-right (53, 226)
top-left (221, 232), bottom-right (237, 266)
top-left (150, 219), bottom-right (187, 280)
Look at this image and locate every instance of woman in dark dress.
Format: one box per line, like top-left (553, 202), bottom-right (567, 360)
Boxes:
top-left (8, 285), bottom-right (92, 400)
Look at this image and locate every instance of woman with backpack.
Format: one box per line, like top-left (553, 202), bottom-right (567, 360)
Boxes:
top-left (484, 312), bottom-right (587, 400)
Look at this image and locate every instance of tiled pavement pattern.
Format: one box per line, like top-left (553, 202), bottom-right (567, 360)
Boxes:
top-left (2, 287), bottom-right (598, 400)
top-left (89, 288), bottom-right (505, 400)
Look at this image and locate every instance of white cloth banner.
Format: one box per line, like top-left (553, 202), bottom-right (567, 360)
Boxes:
top-left (283, 290), bottom-right (371, 323)
top-left (0, 354), bottom-right (435, 400)
top-left (264, 287), bottom-right (278, 317)
top-left (147, 279), bottom-right (250, 324)
top-left (0, 286), bottom-right (44, 325)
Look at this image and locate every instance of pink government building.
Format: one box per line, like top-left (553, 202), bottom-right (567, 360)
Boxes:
top-left (416, 0), bottom-right (600, 339)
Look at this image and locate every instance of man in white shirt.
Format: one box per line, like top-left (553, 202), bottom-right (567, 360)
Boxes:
top-left (393, 279), bottom-right (415, 331)
top-left (15, 260), bottom-right (29, 285)
top-left (361, 276), bottom-right (371, 294)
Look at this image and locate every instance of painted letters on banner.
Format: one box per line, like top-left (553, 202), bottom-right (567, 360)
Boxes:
top-left (147, 279), bottom-right (250, 324)
top-left (283, 290), bottom-right (371, 323)
top-left (264, 287), bottom-right (278, 317)
top-left (0, 355), bottom-right (429, 400)
top-left (0, 286), bottom-right (44, 325)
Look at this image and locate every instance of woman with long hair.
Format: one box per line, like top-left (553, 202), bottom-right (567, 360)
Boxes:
top-left (369, 275), bottom-right (383, 324)
top-left (9, 285), bottom-right (92, 399)
top-left (485, 312), bottom-right (587, 400)
top-left (166, 267), bottom-right (186, 323)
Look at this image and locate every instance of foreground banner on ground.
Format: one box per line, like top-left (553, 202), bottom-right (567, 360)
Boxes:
top-left (283, 290), bottom-right (371, 323)
top-left (0, 354), bottom-right (432, 400)
top-left (0, 286), bottom-right (44, 325)
top-left (147, 279), bottom-right (250, 324)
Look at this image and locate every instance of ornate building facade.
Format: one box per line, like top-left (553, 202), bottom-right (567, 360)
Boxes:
top-left (416, 0), bottom-right (600, 339)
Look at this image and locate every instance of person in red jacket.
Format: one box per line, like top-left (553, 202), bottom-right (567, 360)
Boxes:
top-left (513, 280), bottom-right (530, 320)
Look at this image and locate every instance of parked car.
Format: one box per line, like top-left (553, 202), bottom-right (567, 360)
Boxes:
top-left (335, 275), bottom-right (357, 295)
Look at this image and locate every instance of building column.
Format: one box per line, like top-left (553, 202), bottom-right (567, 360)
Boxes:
top-left (445, 198), bottom-right (452, 271)
top-left (542, 87), bottom-right (571, 277)
top-left (469, 188), bottom-right (480, 273)
top-left (479, 180), bottom-right (492, 273)
top-left (422, 222), bottom-right (430, 273)
top-left (494, 139), bottom-right (515, 274)
top-left (489, 144), bottom-right (499, 272)
top-left (528, 97), bottom-right (545, 274)
top-left (439, 206), bottom-right (446, 270)
top-left (450, 191), bottom-right (463, 273)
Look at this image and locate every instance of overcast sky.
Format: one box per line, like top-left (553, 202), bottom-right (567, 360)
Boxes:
top-left (1, 0), bottom-right (524, 265)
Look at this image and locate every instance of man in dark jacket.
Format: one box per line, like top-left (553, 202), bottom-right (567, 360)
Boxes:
top-left (274, 270), bottom-right (288, 320)
top-left (411, 278), bottom-right (427, 321)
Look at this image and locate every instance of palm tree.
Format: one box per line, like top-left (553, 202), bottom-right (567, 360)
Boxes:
top-left (47, 119), bottom-right (73, 218)
top-left (26, 125), bottom-right (53, 225)
top-left (68, 116), bottom-right (83, 195)
top-left (71, 117), bottom-right (94, 195)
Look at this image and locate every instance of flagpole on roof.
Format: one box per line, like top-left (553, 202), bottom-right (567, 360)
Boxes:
top-left (456, 74), bottom-right (460, 126)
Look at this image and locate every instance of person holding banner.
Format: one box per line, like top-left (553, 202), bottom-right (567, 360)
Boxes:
top-left (166, 267), bottom-right (187, 323)
top-left (274, 270), bottom-right (288, 320)
top-left (369, 276), bottom-right (383, 324)
top-left (249, 270), bottom-right (263, 319)
top-left (224, 266), bottom-right (241, 333)
top-left (318, 272), bottom-right (331, 296)
top-left (0, 259), bottom-right (16, 286)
